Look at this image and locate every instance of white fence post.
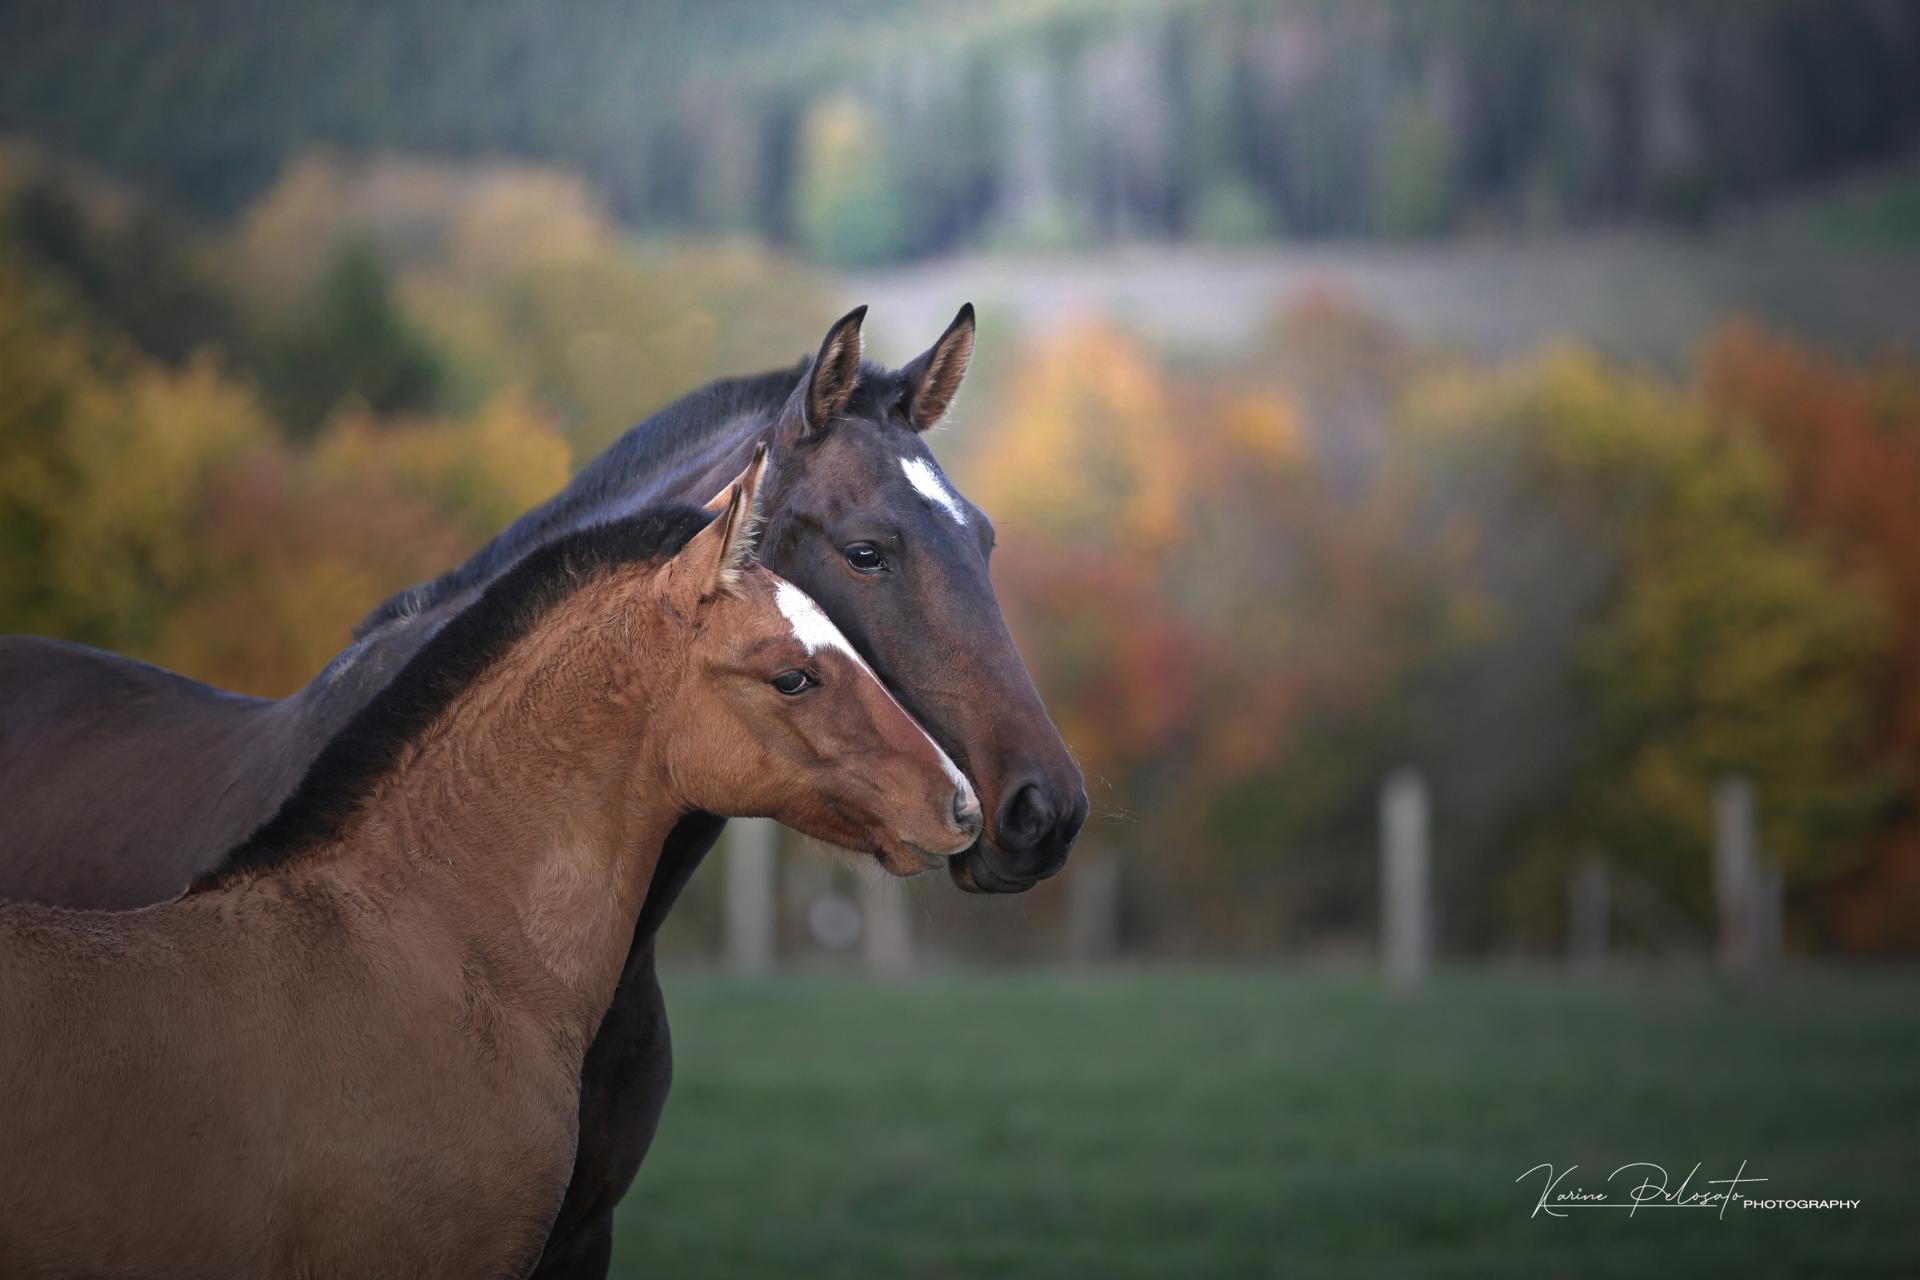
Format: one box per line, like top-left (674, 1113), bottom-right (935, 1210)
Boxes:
top-left (1569, 854), bottom-right (1610, 972)
top-left (1065, 848), bottom-right (1122, 963)
top-left (861, 875), bottom-right (914, 978)
top-left (1381, 768), bottom-right (1433, 987)
top-left (1751, 858), bottom-right (1783, 976)
top-left (1713, 775), bottom-right (1757, 978)
top-left (723, 818), bottom-right (777, 976)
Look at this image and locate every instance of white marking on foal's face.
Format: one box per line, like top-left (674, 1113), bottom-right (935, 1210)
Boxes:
top-left (775, 579), bottom-right (859, 662)
top-left (772, 579), bottom-right (976, 809)
top-left (900, 456), bottom-right (968, 526)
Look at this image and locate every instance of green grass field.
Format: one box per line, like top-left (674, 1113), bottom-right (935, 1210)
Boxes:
top-left (610, 969), bottom-right (1919, 1279)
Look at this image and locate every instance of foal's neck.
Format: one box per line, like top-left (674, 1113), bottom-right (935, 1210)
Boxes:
top-left (318, 567), bottom-right (688, 1034)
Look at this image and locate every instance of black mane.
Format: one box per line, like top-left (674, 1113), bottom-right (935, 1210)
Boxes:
top-left (355, 354), bottom-right (916, 636)
top-left (354, 362), bottom-right (798, 636)
top-left (196, 503), bottom-right (715, 890)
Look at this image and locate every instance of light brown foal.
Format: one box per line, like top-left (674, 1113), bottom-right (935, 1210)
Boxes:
top-left (0, 452), bottom-right (979, 1278)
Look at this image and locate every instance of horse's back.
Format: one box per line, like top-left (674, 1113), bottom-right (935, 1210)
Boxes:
top-left (0, 636), bottom-right (288, 909)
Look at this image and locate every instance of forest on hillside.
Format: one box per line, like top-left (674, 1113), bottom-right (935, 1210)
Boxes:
top-left (3, 0), bottom-right (1918, 262)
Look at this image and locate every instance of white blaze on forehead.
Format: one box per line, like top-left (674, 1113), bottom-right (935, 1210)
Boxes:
top-left (774, 579), bottom-right (859, 661)
top-left (900, 456), bottom-right (968, 526)
top-left (772, 579), bottom-right (976, 809)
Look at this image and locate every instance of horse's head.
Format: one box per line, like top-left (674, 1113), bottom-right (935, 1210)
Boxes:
top-left (658, 450), bottom-right (982, 878)
top-left (754, 306), bottom-right (1087, 892)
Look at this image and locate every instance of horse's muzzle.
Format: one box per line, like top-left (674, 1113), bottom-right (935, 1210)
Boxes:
top-left (947, 785), bottom-right (1087, 894)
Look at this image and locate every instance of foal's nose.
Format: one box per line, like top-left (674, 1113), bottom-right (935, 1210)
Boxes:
top-left (953, 787), bottom-right (983, 839)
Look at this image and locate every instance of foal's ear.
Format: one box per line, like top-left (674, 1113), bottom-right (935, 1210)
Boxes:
top-left (899, 302), bottom-right (975, 432)
top-left (777, 305), bottom-right (866, 445)
top-left (702, 440), bottom-right (775, 513)
top-left (677, 444), bottom-right (767, 600)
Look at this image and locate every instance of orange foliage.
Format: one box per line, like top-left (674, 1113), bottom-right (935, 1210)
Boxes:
top-left (965, 321), bottom-right (1197, 560)
top-left (1703, 321), bottom-right (1920, 758)
top-left (967, 317), bottom-right (1422, 874)
top-left (0, 255), bottom-right (571, 698)
top-left (154, 443), bottom-right (473, 695)
top-left (155, 393), bottom-right (570, 696)
top-left (993, 544), bottom-right (1206, 784)
top-left (1702, 320), bottom-right (1920, 948)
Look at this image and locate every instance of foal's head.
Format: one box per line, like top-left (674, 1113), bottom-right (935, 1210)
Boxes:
top-left (655, 449), bottom-right (982, 874)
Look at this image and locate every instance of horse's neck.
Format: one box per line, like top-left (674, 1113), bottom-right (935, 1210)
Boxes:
top-left (303, 420), bottom-right (765, 736)
top-left (319, 594), bottom-right (688, 1035)
top-left (330, 796), bottom-right (681, 1054)
top-left (596, 416), bottom-right (769, 523)
top-left (299, 607), bottom-right (457, 743)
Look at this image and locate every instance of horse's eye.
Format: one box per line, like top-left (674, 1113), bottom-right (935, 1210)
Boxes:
top-left (844, 543), bottom-right (887, 574)
top-left (771, 669), bottom-right (815, 695)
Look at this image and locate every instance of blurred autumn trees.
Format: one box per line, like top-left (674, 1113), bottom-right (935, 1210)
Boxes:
top-left (1398, 350), bottom-right (1886, 945)
top-left (5, 145), bottom-right (1920, 952)
top-left (1701, 326), bottom-right (1920, 950)
top-left (0, 251), bottom-right (565, 694)
top-left (966, 319), bottom-right (1442, 947)
top-left (962, 307), bottom-right (1917, 954)
top-left (0, 147), bottom-right (830, 696)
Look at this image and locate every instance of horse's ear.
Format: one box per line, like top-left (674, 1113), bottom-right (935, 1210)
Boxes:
top-left (702, 440), bottom-right (775, 513)
top-left (899, 302), bottom-right (975, 432)
top-left (676, 443), bottom-right (767, 600)
top-left (777, 305), bottom-right (866, 445)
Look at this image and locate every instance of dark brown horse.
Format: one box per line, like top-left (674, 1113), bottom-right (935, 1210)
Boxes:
top-left (0, 466), bottom-right (983, 1277)
top-left (0, 306), bottom-right (1084, 1276)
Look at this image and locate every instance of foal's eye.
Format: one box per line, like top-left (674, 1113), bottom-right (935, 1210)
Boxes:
top-left (844, 543), bottom-right (887, 574)
top-left (770, 670), bottom-right (815, 695)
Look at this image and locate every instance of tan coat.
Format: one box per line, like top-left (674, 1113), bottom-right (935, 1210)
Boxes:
top-left (0, 476), bottom-right (977, 1278)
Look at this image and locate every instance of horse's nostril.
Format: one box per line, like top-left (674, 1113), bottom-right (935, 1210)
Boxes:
top-left (996, 782), bottom-right (1055, 851)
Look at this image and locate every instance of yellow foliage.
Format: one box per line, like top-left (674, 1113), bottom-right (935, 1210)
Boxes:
top-left (1401, 342), bottom-right (1888, 888)
top-left (228, 150), bottom-right (620, 309)
top-left (0, 257), bottom-right (279, 647)
top-left (408, 239), bottom-right (833, 457)
top-left (223, 148), bottom-right (835, 457)
top-left (1220, 392), bottom-right (1304, 472)
top-left (791, 92), bottom-right (909, 264)
top-left (799, 94), bottom-right (874, 180)
top-left (150, 395), bottom-right (568, 696)
top-left (447, 172), bottom-right (610, 277)
top-left (0, 254), bottom-right (575, 695)
top-left (312, 390), bottom-right (571, 543)
top-left (56, 355), bottom-right (276, 628)
top-left (964, 321), bottom-right (1193, 558)
top-left (225, 151), bottom-right (353, 307)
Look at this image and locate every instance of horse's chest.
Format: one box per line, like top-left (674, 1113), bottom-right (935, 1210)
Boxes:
top-left (254, 1008), bottom-right (582, 1274)
top-left (278, 1066), bottom-right (579, 1277)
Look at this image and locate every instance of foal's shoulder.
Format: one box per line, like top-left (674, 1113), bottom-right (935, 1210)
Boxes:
top-left (0, 893), bottom-right (154, 964)
top-left (0, 870), bottom-right (350, 964)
